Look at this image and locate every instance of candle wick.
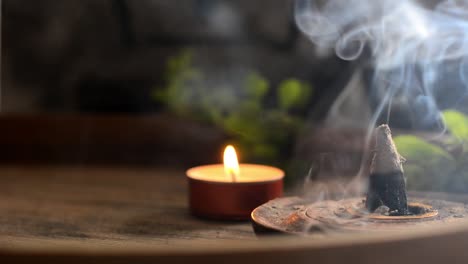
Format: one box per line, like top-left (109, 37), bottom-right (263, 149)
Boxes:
top-left (230, 171), bottom-right (237, 183)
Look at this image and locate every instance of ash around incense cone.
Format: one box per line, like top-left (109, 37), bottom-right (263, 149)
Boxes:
top-left (365, 124), bottom-right (408, 215)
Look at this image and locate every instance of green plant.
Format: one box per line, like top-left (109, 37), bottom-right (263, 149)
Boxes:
top-left (393, 110), bottom-right (468, 192)
top-left (153, 50), bottom-right (313, 165)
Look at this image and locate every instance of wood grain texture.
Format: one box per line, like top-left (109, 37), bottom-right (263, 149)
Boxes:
top-left (0, 165), bottom-right (255, 249)
top-left (5, 166), bottom-right (468, 263)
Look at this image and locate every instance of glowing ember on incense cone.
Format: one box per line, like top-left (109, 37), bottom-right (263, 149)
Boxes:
top-left (366, 124), bottom-right (408, 215)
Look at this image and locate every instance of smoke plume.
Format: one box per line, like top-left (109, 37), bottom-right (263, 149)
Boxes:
top-left (296, 0), bottom-right (468, 131)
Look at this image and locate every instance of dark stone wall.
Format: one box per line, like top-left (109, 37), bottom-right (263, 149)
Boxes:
top-left (2, 0), bottom-right (351, 115)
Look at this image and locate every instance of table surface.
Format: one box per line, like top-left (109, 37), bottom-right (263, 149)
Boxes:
top-left (5, 166), bottom-right (468, 264)
top-left (0, 165), bottom-right (256, 250)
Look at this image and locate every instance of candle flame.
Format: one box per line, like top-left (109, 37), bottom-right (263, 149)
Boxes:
top-left (223, 145), bottom-right (240, 182)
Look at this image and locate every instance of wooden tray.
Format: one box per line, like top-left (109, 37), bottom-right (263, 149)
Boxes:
top-left (2, 165), bottom-right (468, 263)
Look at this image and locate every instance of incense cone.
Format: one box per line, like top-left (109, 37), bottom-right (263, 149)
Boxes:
top-left (365, 124), bottom-right (408, 215)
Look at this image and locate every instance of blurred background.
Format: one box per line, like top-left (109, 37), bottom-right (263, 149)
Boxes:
top-left (3, 0), bottom-right (352, 114)
top-left (5, 0), bottom-right (468, 192)
top-left (1, 0), bottom-right (358, 180)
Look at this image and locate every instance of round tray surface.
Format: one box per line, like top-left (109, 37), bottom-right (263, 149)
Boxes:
top-left (251, 195), bottom-right (468, 236)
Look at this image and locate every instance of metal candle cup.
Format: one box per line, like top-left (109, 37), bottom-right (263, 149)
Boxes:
top-left (186, 164), bottom-right (284, 220)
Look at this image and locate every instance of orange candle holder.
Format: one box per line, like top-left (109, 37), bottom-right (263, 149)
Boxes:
top-left (187, 164), bottom-right (284, 220)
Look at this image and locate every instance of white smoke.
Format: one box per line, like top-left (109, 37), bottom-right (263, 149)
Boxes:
top-left (295, 0), bottom-right (468, 131)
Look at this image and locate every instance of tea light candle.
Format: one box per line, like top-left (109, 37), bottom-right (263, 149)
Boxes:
top-left (186, 145), bottom-right (284, 220)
